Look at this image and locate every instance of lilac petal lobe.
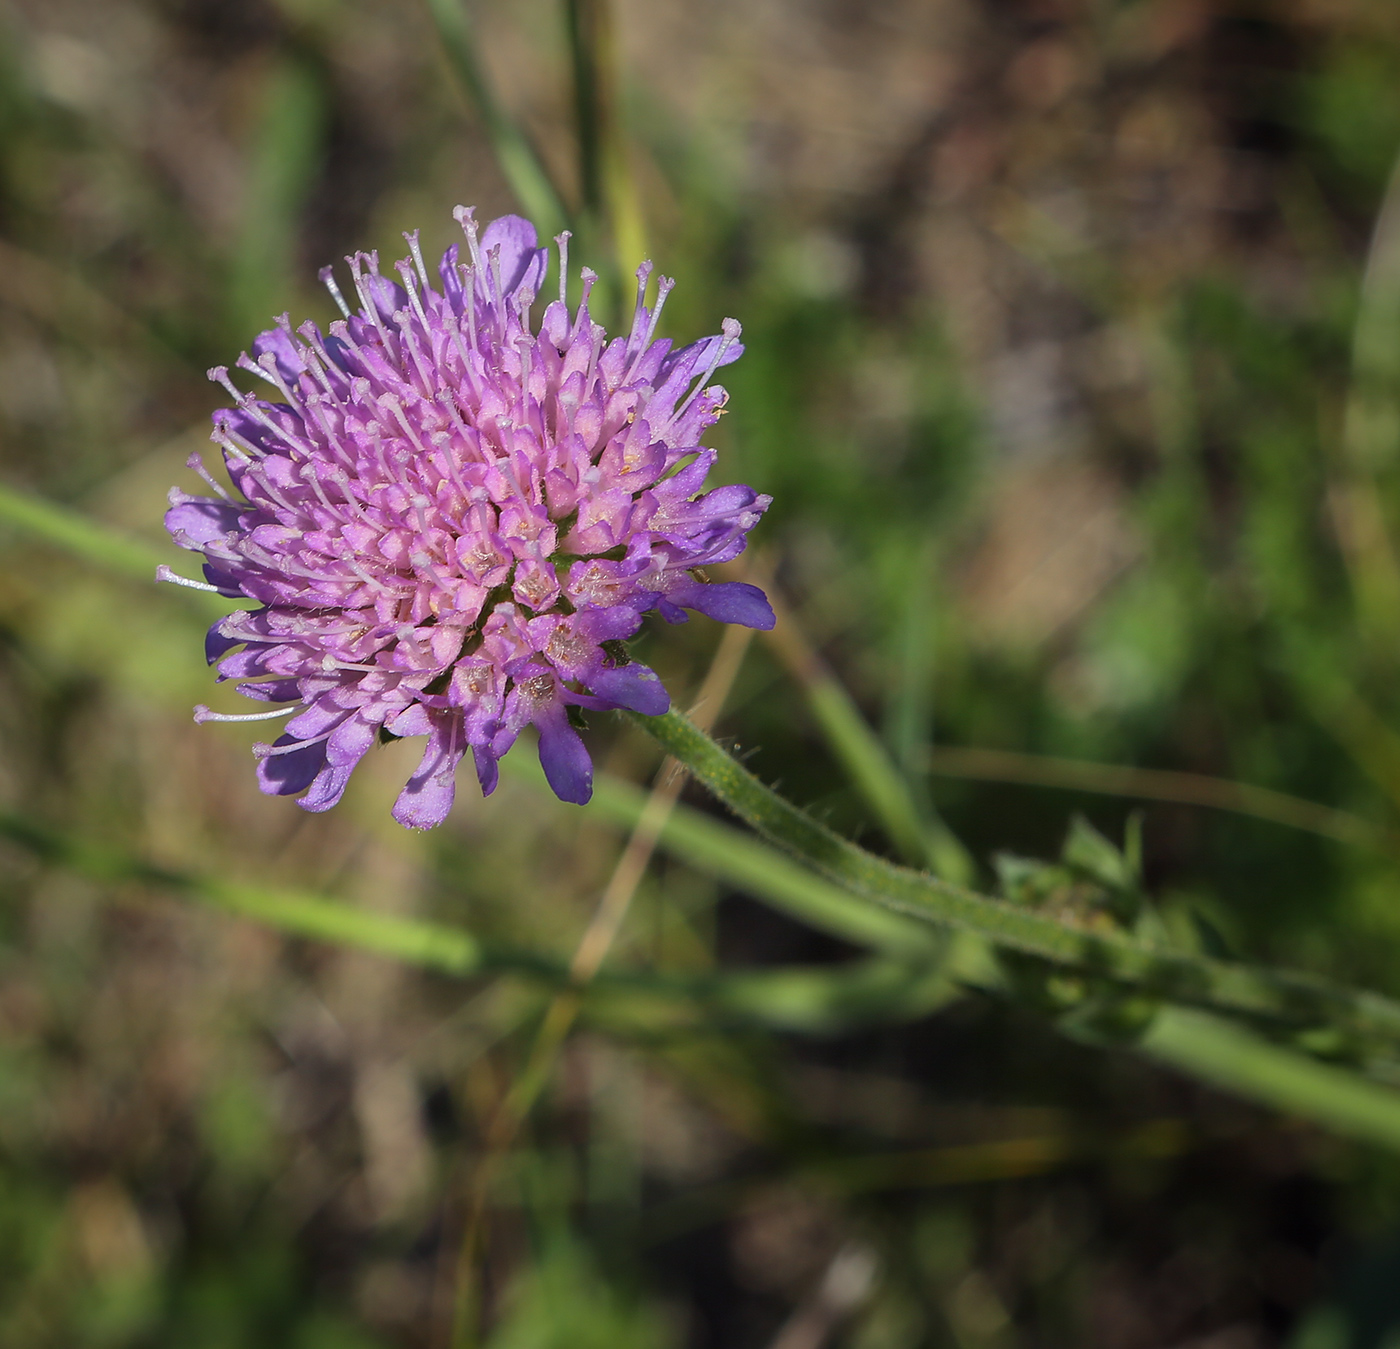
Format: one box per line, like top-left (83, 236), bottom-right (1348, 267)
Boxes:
top-left (587, 662), bottom-right (670, 715)
top-left (473, 745), bottom-right (500, 797)
top-left (392, 716), bottom-right (466, 830)
top-left (166, 498), bottom-right (242, 547)
top-left (251, 326), bottom-right (306, 384)
top-left (535, 706), bottom-right (593, 805)
top-left (479, 215), bottom-right (546, 299)
top-left (673, 580), bottom-right (775, 629)
top-left (256, 735), bottom-right (327, 797)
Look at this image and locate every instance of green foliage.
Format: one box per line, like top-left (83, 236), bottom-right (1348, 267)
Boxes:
top-left (1302, 43), bottom-right (1400, 197)
top-left (486, 1237), bottom-right (676, 1349)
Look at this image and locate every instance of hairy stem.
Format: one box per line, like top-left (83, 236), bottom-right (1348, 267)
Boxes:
top-left (629, 709), bottom-right (1400, 1046)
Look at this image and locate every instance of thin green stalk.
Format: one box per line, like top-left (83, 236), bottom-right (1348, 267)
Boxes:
top-left (0, 483), bottom-right (170, 585)
top-left (0, 810), bottom-right (485, 977)
top-left (422, 0), bottom-right (569, 240)
top-left (562, 0), bottom-right (648, 327)
top-left (0, 808), bottom-right (952, 1032)
top-left (230, 55), bottom-right (326, 340)
top-left (628, 709), bottom-right (1400, 1045)
top-left (1142, 1008), bottom-right (1400, 1152)
top-left (760, 581), bottom-right (976, 884)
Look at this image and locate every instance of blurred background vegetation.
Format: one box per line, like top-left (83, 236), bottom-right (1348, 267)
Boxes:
top-left (7, 0), bottom-right (1400, 1345)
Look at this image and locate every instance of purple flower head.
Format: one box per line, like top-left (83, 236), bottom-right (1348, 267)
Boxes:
top-left (164, 208), bottom-right (773, 828)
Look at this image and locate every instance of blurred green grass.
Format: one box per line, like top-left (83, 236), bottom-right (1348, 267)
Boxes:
top-left (10, 1), bottom-right (1400, 1346)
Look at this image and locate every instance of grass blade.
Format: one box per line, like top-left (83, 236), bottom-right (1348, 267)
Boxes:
top-left (422, 0), bottom-right (570, 239)
top-left (759, 576), bottom-right (976, 883)
top-left (1143, 1008), bottom-right (1400, 1152)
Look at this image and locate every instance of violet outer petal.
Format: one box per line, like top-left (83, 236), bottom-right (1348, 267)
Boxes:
top-left (205, 624), bottom-right (242, 664)
top-left (479, 215), bottom-right (546, 299)
top-left (256, 735), bottom-right (327, 797)
top-left (200, 562), bottom-right (245, 597)
top-left (386, 704), bottom-right (433, 738)
top-left (473, 744), bottom-right (500, 797)
top-left (286, 699), bottom-right (352, 741)
top-left (166, 499), bottom-right (242, 546)
top-left (251, 327), bottom-right (306, 384)
top-left (575, 605), bottom-right (644, 644)
top-left (672, 580), bottom-right (775, 630)
top-left (535, 704), bottom-right (593, 805)
top-left (587, 662), bottom-right (670, 716)
top-left (236, 678), bottom-right (300, 703)
top-left (298, 764), bottom-right (354, 813)
top-left (325, 711), bottom-right (380, 768)
top-left (392, 716), bottom-right (466, 829)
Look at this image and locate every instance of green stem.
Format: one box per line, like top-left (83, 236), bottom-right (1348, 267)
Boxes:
top-left (628, 709), bottom-right (1400, 1045)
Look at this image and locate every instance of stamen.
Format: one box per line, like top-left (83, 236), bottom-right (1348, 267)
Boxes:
top-left (342, 553), bottom-right (398, 593)
top-left (454, 205), bottom-right (482, 271)
top-left (347, 252), bottom-right (397, 357)
top-left (322, 465), bottom-right (372, 522)
top-left (208, 366), bottom-right (244, 402)
top-left (670, 317), bottom-right (742, 425)
top-left (253, 729), bottom-right (335, 758)
top-left (428, 429), bottom-right (472, 498)
top-left (437, 391), bottom-right (485, 463)
top-left (302, 461), bottom-right (340, 515)
top-left (157, 565), bottom-right (224, 593)
top-left (211, 425), bottom-right (254, 462)
top-left (458, 264), bottom-right (480, 349)
top-left (555, 231), bottom-right (571, 304)
top-left (411, 550), bottom-right (451, 591)
top-left (487, 243), bottom-right (504, 305)
top-left (626, 275), bottom-right (675, 380)
top-left (330, 325), bottom-right (390, 397)
top-left (249, 352), bottom-right (304, 408)
top-left (403, 230), bottom-right (431, 289)
top-left (572, 268), bottom-right (598, 340)
top-left (381, 393), bottom-right (434, 458)
top-left (394, 308), bottom-right (439, 393)
top-left (194, 703), bottom-right (297, 724)
top-left (395, 260), bottom-right (434, 336)
top-left (628, 261), bottom-right (655, 341)
top-left (319, 266), bottom-right (352, 318)
top-left (238, 459), bottom-right (301, 515)
top-left (296, 322), bottom-right (346, 393)
top-left (237, 394), bottom-right (313, 456)
top-left (445, 314), bottom-right (481, 401)
top-left (186, 452), bottom-right (233, 501)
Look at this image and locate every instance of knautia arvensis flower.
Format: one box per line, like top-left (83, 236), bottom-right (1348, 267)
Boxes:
top-left (163, 209), bottom-right (772, 828)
